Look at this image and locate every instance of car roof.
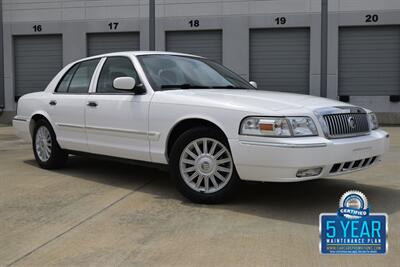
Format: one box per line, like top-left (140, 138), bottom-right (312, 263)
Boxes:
top-left (75, 51), bottom-right (204, 63)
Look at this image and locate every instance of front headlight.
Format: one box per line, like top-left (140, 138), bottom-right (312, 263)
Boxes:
top-left (367, 112), bottom-right (379, 130)
top-left (288, 117), bottom-right (318, 136)
top-left (240, 116), bottom-right (318, 137)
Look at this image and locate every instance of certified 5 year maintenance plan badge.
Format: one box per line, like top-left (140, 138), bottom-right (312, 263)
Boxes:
top-left (319, 190), bottom-right (388, 254)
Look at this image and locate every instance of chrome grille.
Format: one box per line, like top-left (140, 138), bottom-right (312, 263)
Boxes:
top-left (323, 113), bottom-right (370, 138)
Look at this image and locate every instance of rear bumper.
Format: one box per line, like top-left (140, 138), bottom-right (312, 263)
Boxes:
top-left (229, 129), bottom-right (389, 182)
top-left (12, 116), bottom-right (31, 142)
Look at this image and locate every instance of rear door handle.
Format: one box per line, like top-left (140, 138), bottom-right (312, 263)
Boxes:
top-left (49, 100), bottom-right (57, 106)
top-left (87, 101), bottom-right (98, 107)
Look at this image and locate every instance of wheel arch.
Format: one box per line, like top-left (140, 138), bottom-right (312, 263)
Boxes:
top-left (29, 112), bottom-right (53, 137)
top-left (165, 117), bottom-right (229, 160)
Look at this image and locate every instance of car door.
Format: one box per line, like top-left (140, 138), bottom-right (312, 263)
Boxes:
top-left (48, 58), bottom-right (101, 151)
top-left (85, 56), bottom-right (152, 161)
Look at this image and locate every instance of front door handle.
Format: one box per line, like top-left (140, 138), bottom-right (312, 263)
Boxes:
top-left (49, 100), bottom-right (57, 106)
top-left (87, 101), bottom-right (98, 107)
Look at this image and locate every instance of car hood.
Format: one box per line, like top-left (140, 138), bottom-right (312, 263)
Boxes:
top-left (154, 89), bottom-right (353, 114)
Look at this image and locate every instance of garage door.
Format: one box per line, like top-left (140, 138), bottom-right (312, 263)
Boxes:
top-left (166, 30), bottom-right (222, 63)
top-left (339, 26), bottom-right (400, 96)
top-left (250, 28), bottom-right (310, 94)
top-left (0, 75), bottom-right (3, 107)
top-left (87, 32), bottom-right (140, 57)
top-left (14, 35), bottom-right (63, 97)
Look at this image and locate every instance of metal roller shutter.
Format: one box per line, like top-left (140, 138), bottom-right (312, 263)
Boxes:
top-left (87, 32), bottom-right (140, 57)
top-left (166, 30), bottom-right (222, 63)
top-left (0, 76), bottom-right (3, 107)
top-left (250, 28), bottom-right (310, 94)
top-left (14, 35), bottom-right (63, 97)
top-left (339, 26), bottom-right (400, 96)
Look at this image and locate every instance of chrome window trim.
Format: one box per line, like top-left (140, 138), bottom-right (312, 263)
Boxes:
top-left (89, 57), bottom-right (107, 94)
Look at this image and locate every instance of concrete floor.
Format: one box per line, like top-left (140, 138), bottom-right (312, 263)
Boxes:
top-left (0, 126), bottom-right (399, 267)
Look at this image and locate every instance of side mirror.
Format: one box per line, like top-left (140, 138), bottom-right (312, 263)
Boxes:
top-left (249, 81), bottom-right (257, 89)
top-left (113, 77), bottom-right (136, 91)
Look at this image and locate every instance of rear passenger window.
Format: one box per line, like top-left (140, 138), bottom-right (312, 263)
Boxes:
top-left (56, 64), bottom-right (79, 93)
top-left (55, 59), bottom-right (100, 94)
top-left (97, 57), bottom-right (140, 94)
top-left (68, 59), bottom-right (100, 93)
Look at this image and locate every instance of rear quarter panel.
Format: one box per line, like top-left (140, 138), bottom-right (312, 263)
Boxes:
top-left (14, 92), bottom-right (53, 141)
top-left (13, 62), bottom-right (72, 141)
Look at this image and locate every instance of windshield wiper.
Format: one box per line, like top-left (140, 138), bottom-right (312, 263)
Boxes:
top-left (210, 85), bottom-right (243, 89)
top-left (161, 84), bottom-right (211, 89)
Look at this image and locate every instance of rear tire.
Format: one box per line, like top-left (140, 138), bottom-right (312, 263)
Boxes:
top-left (32, 119), bottom-right (68, 169)
top-left (170, 127), bottom-right (239, 204)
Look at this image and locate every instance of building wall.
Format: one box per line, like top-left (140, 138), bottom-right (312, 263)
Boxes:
top-left (328, 0), bottom-right (400, 123)
top-left (0, 0), bottom-right (3, 109)
top-left (1, 0), bottom-right (400, 123)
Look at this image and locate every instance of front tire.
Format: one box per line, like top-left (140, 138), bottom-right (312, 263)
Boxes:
top-left (170, 127), bottom-right (239, 204)
top-left (32, 119), bottom-right (68, 169)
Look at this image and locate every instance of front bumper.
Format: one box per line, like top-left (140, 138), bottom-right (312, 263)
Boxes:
top-left (229, 129), bottom-right (389, 182)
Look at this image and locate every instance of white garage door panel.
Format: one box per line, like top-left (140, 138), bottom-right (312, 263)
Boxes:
top-left (166, 30), bottom-right (222, 63)
top-left (250, 28), bottom-right (310, 94)
top-left (87, 32), bottom-right (140, 57)
top-left (339, 26), bottom-right (400, 96)
top-left (14, 35), bottom-right (63, 97)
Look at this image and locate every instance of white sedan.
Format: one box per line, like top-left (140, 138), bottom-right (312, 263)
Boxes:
top-left (13, 51), bottom-right (389, 203)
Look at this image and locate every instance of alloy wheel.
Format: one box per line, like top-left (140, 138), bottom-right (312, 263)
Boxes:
top-left (179, 137), bottom-right (233, 194)
top-left (35, 126), bottom-right (52, 162)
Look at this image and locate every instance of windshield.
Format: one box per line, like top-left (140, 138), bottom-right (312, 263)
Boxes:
top-left (137, 54), bottom-right (255, 91)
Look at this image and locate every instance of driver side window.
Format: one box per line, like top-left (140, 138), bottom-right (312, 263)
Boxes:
top-left (96, 57), bottom-right (140, 94)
